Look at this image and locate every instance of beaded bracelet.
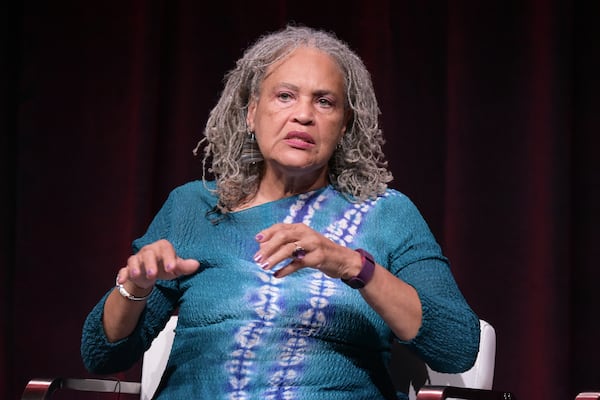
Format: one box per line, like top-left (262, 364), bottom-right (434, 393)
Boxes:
top-left (115, 276), bottom-right (153, 301)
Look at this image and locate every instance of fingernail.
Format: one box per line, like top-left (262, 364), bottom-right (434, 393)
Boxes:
top-left (165, 263), bottom-right (173, 271)
top-left (254, 253), bottom-right (263, 263)
top-left (255, 233), bottom-right (264, 241)
top-left (259, 261), bottom-right (269, 270)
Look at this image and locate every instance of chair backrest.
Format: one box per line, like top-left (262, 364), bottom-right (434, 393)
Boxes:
top-left (139, 317), bottom-right (495, 400)
top-left (141, 315), bottom-right (178, 400)
top-left (388, 319), bottom-right (496, 400)
top-left (426, 319), bottom-right (496, 390)
top-left (412, 319), bottom-right (495, 399)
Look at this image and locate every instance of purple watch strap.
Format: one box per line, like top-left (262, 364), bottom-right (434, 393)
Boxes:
top-left (342, 249), bottom-right (375, 289)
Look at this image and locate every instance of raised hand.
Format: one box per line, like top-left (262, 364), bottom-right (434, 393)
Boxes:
top-left (116, 239), bottom-right (200, 290)
top-left (253, 223), bottom-right (362, 280)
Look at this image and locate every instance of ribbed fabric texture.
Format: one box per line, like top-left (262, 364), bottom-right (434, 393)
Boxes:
top-left (81, 181), bottom-right (480, 400)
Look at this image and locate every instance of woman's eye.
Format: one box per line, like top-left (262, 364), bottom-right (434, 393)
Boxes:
top-left (277, 92), bottom-right (293, 101)
top-left (317, 98), bottom-right (334, 107)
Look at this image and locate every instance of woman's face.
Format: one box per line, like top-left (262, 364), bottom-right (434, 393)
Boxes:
top-left (246, 46), bottom-right (350, 185)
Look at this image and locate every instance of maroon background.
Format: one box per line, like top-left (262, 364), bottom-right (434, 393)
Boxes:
top-left (2, 1), bottom-right (599, 399)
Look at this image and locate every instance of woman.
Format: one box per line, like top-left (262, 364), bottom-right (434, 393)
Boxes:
top-left (81, 25), bottom-right (480, 400)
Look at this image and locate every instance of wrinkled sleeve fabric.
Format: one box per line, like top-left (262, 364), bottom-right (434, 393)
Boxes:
top-left (384, 193), bottom-right (480, 373)
top-left (81, 192), bottom-right (182, 374)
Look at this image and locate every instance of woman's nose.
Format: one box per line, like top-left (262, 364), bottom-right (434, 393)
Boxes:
top-left (292, 99), bottom-right (315, 125)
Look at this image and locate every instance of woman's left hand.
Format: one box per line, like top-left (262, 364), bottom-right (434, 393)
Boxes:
top-left (255, 223), bottom-right (423, 341)
top-left (253, 223), bottom-right (362, 280)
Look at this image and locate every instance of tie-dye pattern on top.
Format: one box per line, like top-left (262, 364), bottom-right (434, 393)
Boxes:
top-left (81, 180), bottom-right (480, 400)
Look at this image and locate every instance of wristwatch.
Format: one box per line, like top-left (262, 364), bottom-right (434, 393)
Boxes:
top-left (342, 249), bottom-right (375, 289)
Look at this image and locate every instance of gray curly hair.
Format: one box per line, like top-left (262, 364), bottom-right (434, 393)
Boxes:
top-left (195, 24), bottom-right (393, 212)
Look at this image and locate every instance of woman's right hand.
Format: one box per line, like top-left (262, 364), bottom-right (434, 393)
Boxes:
top-left (104, 239), bottom-right (199, 342)
top-left (116, 239), bottom-right (201, 290)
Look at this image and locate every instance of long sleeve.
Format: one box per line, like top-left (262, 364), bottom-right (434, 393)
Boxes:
top-left (80, 189), bottom-right (186, 374)
top-left (380, 193), bottom-right (480, 373)
top-left (79, 181), bottom-right (481, 399)
top-left (80, 280), bottom-right (181, 374)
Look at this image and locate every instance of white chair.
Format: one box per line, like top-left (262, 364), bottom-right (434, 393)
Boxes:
top-left (21, 317), bottom-right (514, 400)
top-left (140, 314), bottom-right (177, 399)
top-left (413, 320), bottom-right (513, 399)
top-left (21, 316), bottom-right (178, 400)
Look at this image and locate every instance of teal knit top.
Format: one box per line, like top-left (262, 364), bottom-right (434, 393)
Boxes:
top-left (81, 181), bottom-right (480, 400)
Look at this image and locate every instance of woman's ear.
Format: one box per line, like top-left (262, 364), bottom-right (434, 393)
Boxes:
top-left (341, 109), bottom-right (353, 135)
top-left (246, 100), bottom-right (257, 131)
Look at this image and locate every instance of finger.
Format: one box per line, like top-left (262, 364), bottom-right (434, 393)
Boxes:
top-left (116, 266), bottom-right (131, 284)
top-left (120, 259), bottom-right (156, 290)
top-left (167, 257), bottom-right (200, 277)
top-left (273, 259), bottom-right (304, 279)
top-left (155, 239), bottom-right (178, 271)
top-left (134, 240), bottom-right (179, 279)
top-left (255, 222), bottom-right (288, 243)
top-left (126, 253), bottom-right (145, 279)
top-left (257, 242), bottom-right (301, 271)
top-left (255, 223), bottom-right (306, 247)
top-left (254, 225), bottom-right (305, 265)
top-left (138, 247), bottom-right (162, 279)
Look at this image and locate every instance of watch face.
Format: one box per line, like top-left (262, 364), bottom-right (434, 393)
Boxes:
top-left (346, 278), bottom-right (365, 289)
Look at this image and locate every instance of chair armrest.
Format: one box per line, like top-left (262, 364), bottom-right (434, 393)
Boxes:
top-left (21, 377), bottom-right (141, 400)
top-left (21, 379), bottom-right (62, 400)
top-left (416, 385), bottom-right (515, 400)
top-left (576, 393), bottom-right (600, 400)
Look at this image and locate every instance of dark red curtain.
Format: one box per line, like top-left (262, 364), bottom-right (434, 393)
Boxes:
top-left (2, 1), bottom-right (599, 399)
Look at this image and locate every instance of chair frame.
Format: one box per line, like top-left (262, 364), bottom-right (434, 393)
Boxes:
top-left (21, 318), bottom-right (516, 400)
top-left (21, 379), bottom-right (517, 400)
top-left (416, 385), bottom-right (514, 400)
top-left (21, 377), bottom-right (140, 400)
top-left (576, 393), bottom-right (600, 400)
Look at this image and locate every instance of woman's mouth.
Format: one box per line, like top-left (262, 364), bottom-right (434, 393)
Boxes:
top-left (284, 131), bottom-right (315, 148)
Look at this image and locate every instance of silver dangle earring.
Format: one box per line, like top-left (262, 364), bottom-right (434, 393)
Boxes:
top-left (240, 130), bottom-right (263, 166)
